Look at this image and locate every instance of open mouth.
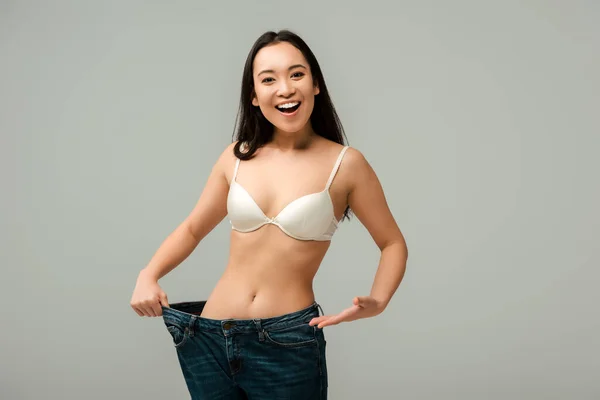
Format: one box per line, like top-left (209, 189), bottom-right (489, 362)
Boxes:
top-left (275, 101), bottom-right (301, 114)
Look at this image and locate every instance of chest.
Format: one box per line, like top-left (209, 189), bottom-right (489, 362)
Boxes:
top-left (231, 158), bottom-right (348, 220)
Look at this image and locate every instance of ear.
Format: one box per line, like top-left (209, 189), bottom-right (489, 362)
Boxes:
top-left (251, 91), bottom-right (259, 106)
top-left (313, 82), bottom-right (320, 96)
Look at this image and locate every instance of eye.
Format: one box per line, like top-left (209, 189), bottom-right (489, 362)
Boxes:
top-left (292, 72), bottom-right (305, 78)
top-left (261, 77), bottom-right (274, 84)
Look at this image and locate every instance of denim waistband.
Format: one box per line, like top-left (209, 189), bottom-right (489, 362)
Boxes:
top-left (161, 301), bottom-right (323, 336)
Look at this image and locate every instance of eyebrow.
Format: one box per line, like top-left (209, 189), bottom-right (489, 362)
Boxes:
top-left (257, 64), bottom-right (307, 77)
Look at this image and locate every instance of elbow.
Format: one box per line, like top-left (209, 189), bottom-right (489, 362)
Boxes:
top-left (382, 238), bottom-right (408, 263)
top-left (184, 220), bottom-right (202, 244)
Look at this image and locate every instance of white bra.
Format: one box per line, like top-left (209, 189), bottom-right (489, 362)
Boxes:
top-left (226, 146), bottom-right (349, 241)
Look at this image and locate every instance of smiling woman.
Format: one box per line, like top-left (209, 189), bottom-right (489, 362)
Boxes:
top-left (130, 29), bottom-right (408, 399)
top-left (253, 50), bottom-right (318, 127)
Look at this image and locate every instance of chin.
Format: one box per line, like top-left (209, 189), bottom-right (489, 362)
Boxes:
top-left (272, 121), bottom-right (310, 134)
top-left (262, 114), bottom-right (304, 132)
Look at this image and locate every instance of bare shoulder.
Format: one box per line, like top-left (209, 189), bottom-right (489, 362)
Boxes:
top-left (339, 146), bottom-right (373, 191)
top-left (343, 146), bottom-right (368, 168)
top-left (217, 141), bottom-right (238, 163)
top-left (316, 137), bottom-right (367, 167)
top-left (212, 141), bottom-right (239, 183)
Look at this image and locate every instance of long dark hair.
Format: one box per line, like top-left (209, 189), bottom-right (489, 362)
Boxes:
top-left (231, 29), bottom-right (352, 220)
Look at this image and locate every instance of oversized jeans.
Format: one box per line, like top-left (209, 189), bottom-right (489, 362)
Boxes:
top-left (161, 301), bottom-right (328, 399)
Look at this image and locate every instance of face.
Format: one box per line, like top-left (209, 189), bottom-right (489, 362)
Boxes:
top-left (251, 42), bottom-right (320, 135)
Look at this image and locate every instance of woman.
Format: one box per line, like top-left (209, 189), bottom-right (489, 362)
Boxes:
top-left (130, 30), bottom-right (408, 399)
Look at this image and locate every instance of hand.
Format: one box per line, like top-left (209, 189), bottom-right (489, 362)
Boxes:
top-left (130, 271), bottom-right (170, 317)
top-left (309, 296), bottom-right (383, 329)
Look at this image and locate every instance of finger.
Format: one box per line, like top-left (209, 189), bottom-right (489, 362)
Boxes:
top-left (134, 303), bottom-right (151, 317)
top-left (338, 306), bottom-right (359, 319)
top-left (151, 300), bottom-right (162, 317)
top-left (309, 316), bottom-right (328, 326)
top-left (131, 305), bottom-right (144, 317)
top-left (139, 305), bottom-right (151, 317)
top-left (318, 316), bottom-right (341, 329)
top-left (143, 302), bottom-right (157, 317)
top-left (318, 307), bottom-right (360, 328)
top-left (159, 292), bottom-right (169, 308)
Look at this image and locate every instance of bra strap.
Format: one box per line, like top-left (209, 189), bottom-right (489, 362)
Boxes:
top-left (325, 146), bottom-right (349, 190)
top-left (232, 158), bottom-right (241, 181)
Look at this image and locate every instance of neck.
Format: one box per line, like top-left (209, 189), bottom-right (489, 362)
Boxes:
top-left (269, 124), bottom-right (316, 151)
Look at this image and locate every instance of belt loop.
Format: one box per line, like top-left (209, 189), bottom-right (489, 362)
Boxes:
top-left (188, 315), bottom-right (196, 337)
top-left (253, 319), bottom-right (265, 342)
top-left (317, 303), bottom-right (325, 317)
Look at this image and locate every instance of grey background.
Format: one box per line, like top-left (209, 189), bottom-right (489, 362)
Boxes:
top-left (2, 0), bottom-right (599, 399)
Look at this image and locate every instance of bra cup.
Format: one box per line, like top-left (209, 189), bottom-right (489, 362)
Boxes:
top-left (227, 181), bottom-right (338, 240)
top-left (226, 145), bottom-right (348, 241)
top-left (275, 192), bottom-right (334, 239)
top-left (227, 182), bottom-right (268, 231)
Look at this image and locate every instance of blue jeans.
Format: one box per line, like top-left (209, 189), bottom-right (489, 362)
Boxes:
top-left (161, 301), bottom-right (328, 399)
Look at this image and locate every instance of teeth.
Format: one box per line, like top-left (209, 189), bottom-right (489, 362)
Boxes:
top-left (276, 102), bottom-right (299, 109)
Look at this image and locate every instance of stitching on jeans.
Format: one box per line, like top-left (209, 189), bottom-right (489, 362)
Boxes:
top-left (267, 322), bottom-right (312, 333)
top-left (262, 330), bottom-right (317, 348)
top-left (167, 325), bottom-right (190, 348)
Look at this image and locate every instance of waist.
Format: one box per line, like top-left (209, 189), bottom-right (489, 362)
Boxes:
top-left (202, 277), bottom-right (316, 319)
top-left (201, 258), bottom-right (320, 319)
top-left (200, 233), bottom-right (327, 319)
top-left (162, 301), bottom-right (322, 335)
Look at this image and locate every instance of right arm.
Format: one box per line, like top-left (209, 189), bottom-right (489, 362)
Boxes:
top-left (130, 142), bottom-right (236, 316)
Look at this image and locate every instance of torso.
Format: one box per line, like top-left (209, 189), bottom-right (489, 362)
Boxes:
top-left (200, 137), bottom-right (350, 319)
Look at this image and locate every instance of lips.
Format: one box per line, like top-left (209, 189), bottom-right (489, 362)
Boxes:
top-left (275, 101), bottom-right (301, 114)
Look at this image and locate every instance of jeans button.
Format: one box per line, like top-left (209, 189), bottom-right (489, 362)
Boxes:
top-left (223, 322), bottom-right (233, 330)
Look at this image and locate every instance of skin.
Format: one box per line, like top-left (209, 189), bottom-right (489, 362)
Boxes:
top-left (130, 42), bottom-right (408, 329)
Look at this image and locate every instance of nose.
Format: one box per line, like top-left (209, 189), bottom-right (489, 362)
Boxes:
top-left (276, 79), bottom-right (295, 98)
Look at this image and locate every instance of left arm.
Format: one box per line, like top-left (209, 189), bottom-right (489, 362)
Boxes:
top-left (347, 148), bottom-right (408, 310)
top-left (310, 148), bottom-right (408, 328)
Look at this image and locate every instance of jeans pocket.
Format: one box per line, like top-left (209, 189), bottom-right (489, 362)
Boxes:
top-left (263, 323), bottom-right (317, 348)
top-left (165, 322), bottom-right (190, 349)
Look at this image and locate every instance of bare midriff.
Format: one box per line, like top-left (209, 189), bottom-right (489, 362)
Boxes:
top-left (200, 224), bottom-right (330, 320)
